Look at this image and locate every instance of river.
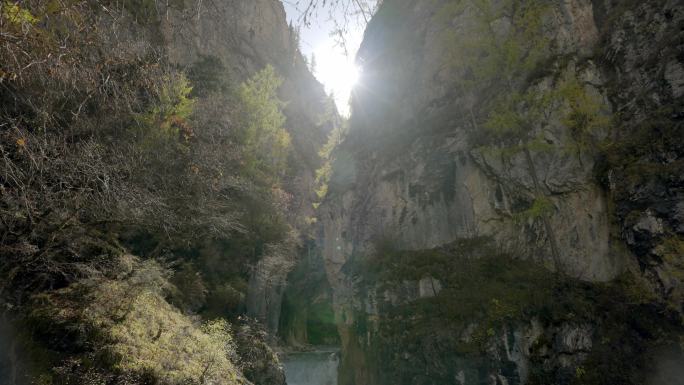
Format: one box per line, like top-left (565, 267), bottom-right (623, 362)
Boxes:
top-left (282, 348), bottom-right (339, 385)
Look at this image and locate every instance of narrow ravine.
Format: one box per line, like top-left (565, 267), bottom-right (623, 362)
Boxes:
top-left (1, 1), bottom-right (682, 385)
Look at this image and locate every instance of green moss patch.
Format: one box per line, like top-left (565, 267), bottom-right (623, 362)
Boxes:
top-left (29, 256), bottom-right (247, 385)
top-left (356, 237), bottom-right (682, 385)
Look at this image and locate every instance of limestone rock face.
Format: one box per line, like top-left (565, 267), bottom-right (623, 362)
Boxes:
top-left (318, 0), bottom-right (683, 384)
top-left (322, 1), bottom-right (618, 323)
top-left (322, 0), bottom-right (612, 333)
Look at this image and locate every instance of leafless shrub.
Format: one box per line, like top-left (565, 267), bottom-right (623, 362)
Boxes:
top-left (0, 1), bottom-right (246, 303)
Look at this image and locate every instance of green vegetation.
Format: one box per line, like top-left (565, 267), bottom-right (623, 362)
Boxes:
top-left (279, 251), bottom-right (340, 346)
top-left (2, 1), bottom-right (681, 385)
top-left (596, 108), bottom-right (683, 202)
top-left (658, 237), bottom-right (684, 278)
top-left (232, 317), bottom-right (287, 385)
top-left (236, 65), bottom-right (291, 176)
top-left (438, 0), bottom-right (550, 95)
top-left (358, 237), bottom-right (682, 385)
top-left (513, 196), bottom-right (554, 222)
top-left (655, 236), bottom-right (684, 314)
top-left (558, 78), bottom-right (612, 142)
top-left (28, 256), bottom-right (245, 384)
top-left (432, 0), bottom-right (614, 272)
top-left (187, 55), bottom-right (232, 97)
top-left (2, 1), bottom-right (39, 25)
top-left (135, 73), bottom-right (196, 147)
top-left (314, 121), bottom-right (347, 204)
top-left (593, 98), bottom-right (683, 314)
top-left (366, 238), bottom-right (582, 339)
top-left (0, 1), bottom-right (299, 382)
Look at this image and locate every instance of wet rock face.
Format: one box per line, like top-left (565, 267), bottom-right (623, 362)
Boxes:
top-left (318, 0), bottom-right (683, 384)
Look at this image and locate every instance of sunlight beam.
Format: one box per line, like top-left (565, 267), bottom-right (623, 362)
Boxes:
top-left (312, 43), bottom-right (361, 116)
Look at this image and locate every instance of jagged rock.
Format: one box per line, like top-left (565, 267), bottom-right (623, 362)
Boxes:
top-left (317, 0), bottom-right (684, 384)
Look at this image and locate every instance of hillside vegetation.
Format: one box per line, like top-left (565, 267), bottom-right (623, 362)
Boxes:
top-left (0, 1), bottom-right (318, 383)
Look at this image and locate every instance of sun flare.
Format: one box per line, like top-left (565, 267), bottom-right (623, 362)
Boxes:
top-left (312, 45), bottom-right (360, 116)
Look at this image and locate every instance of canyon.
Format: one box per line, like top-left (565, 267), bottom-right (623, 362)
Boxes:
top-left (0, 0), bottom-right (682, 384)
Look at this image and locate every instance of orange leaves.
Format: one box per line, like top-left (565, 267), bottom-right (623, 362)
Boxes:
top-left (169, 115), bottom-right (194, 142)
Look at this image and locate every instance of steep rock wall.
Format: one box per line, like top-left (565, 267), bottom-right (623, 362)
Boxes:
top-left (319, 0), bottom-right (683, 384)
top-left (153, 0), bottom-right (333, 334)
top-left (0, 0), bottom-right (331, 382)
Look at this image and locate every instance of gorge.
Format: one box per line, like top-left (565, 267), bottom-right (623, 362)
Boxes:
top-left (0, 0), bottom-right (683, 385)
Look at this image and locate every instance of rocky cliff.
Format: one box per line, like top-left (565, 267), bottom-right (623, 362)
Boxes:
top-left (155, 0), bottom-right (333, 334)
top-left (319, 0), bottom-right (683, 384)
top-left (0, 0), bottom-right (332, 383)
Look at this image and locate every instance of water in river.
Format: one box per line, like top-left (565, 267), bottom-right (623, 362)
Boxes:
top-left (282, 348), bottom-right (339, 385)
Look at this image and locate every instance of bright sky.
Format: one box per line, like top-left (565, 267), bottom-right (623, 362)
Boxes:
top-left (282, 1), bottom-right (367, 116)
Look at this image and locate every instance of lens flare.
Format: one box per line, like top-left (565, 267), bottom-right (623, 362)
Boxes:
top-left (312, 45), bottom-right (360, 116)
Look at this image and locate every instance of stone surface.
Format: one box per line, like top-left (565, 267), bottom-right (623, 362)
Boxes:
top-left (151, 0), bottom-right (335, 337)
top-left (317, 0), bottom-right (684, 384)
